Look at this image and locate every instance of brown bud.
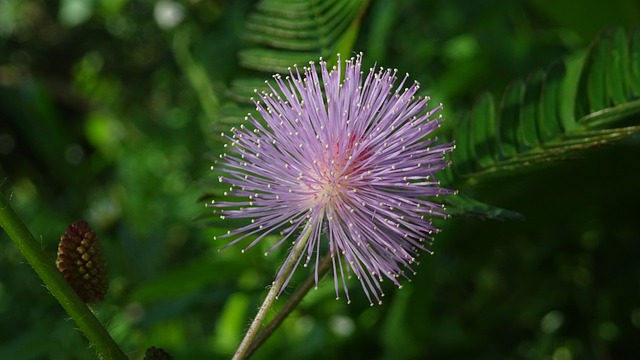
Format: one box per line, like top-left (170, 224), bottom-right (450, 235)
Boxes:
top-left (56, 221), bottom-right (108, 303)
top-left (144, 346), bottom-right (174, 360)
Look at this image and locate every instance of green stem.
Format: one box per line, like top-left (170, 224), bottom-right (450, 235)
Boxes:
top-left (0, 192), bottom-right (128, 360)
top-left (232, 221), bottom-right (315, 360)
top-left (245, 252), bottom-right (333, 359)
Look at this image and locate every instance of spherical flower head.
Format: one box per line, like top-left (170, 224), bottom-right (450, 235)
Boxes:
top-left (211, 53), bottom-right (455, 305)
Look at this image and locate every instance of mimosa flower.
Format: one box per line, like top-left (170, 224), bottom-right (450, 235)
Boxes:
top-left (211, 53), bottom-right (454, 304)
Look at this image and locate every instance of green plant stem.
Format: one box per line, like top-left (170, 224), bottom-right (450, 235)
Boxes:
top-left (232, 222), bottom-right (315, 360)
top-left (0, 192), bottom-right (128, 360)
top-left (245, 252), bottom-right (333, 359)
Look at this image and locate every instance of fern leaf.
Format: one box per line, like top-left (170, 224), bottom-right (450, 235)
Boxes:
top-left (219, 0), bottom-right (369, 132)
top-left (239, 0), bottom-right (369, 73)
top-left (451, 27), bottom-right (640, 187)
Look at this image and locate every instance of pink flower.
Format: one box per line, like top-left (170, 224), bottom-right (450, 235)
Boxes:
top-left (211, 54), bottom-right (454, 304)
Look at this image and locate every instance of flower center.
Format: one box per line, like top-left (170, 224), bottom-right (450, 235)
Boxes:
top-left (304, 133), bottom-right (369, 209)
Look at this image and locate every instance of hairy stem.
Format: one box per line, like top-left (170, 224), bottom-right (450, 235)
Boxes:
top-left (246, 252), bottom-right (333, 358)
top-left (232, 222), bottom-right (315, 360)
top-left (0, 192), bottom-right (128, 360)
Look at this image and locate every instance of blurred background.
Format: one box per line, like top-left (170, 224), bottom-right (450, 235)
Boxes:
top-left (1, 0), bottom-right (639, 359)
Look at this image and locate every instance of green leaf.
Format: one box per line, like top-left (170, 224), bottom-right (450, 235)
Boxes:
top-left (497, 80), bottom-right (524, 159)
top-left (606, 28), bottom-right (630, 105)
top-left (577, 28), bottom-right (640, 127)
top-left (630, 28), bottom-right (640, 96)
top-left (519, 70), bottom-right (543, 150)
top-left (222, 0), bottom-right (370, 134)
top-left (576, 30), bottom-right (609, 119)
top-left (447, 27), bottom-right (640, 217)
top-left (537, 61), bottom-right (566, 142)
top-left (472, 93), bottom-right (499, 171)
top-left (450, 27), bottom-right (640, 188)
top-left (444, 193), bottom-right (523, 220)
top-left (238, 0), bottom-right (370, 73)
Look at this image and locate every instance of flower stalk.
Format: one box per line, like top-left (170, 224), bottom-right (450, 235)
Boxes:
top-left (245, 252), bottom-right (333, 359)
top-left (0, 192), bottom-right (128, 360)
top-left (232, 222), bottom-right (315, 360)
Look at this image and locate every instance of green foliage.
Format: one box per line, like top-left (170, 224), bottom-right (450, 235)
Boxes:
top-left (239, 0), bottom-right (369, 72)
top-left (439, 27), bottom-right (640, 219)
top-left (451, 27), bottom-right (640, 187)
top-left (1, 0), bottom-right (640, 359)
top-left (227, 0), bottom-right (370, 106)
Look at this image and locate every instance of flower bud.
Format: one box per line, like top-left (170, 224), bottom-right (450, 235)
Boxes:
top-left (56, 221), bottom-right (108, 303)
